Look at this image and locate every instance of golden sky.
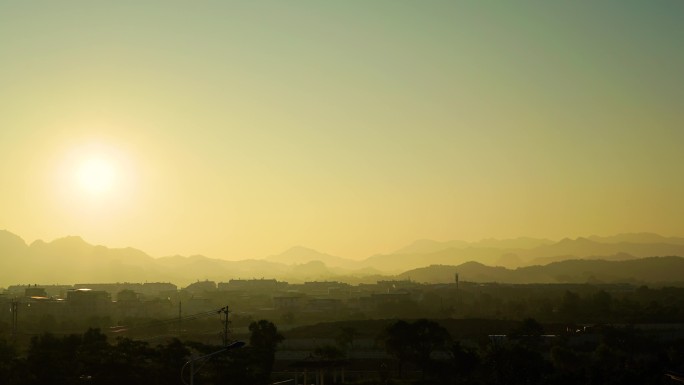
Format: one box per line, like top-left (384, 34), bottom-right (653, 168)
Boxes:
top-left (1, 1), bottom-right (683, 260)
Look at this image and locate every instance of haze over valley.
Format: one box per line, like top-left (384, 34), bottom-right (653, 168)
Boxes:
top-left (3, 229), bottom-right (684, 287)
top-left (3, 3), bottom-right (684, 384)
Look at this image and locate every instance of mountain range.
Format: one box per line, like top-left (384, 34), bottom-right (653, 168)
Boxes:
top-left (1, 229), bottom-right (684, 287)
top-left (398, 257), bottom-right (684, 284)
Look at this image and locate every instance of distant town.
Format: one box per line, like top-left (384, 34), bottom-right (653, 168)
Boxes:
top-left (4, 276), bottom-right (684, 341)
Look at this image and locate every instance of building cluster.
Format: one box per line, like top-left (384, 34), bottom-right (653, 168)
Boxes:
top-left (0, 278), bottom-right (453, 330)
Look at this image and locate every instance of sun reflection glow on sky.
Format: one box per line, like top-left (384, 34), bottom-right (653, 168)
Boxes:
top-left (1, 1), bottom-right (683, 259)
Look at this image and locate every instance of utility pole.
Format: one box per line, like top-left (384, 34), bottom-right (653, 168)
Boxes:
top-left (178, 300), bottom-right (182, 337)
top-left (10, 299), bottom-right (18, 343)
top-left (180, 306), bottom-right (244, 385)
top-left (219, 306), bottom-right (230, 346)
top-left (455, 272), bottom-right (460, 299)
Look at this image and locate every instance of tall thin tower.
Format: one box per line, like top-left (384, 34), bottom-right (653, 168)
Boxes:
top-left (219, 306), bottom-right (231, 346)
top-left (10, 300), bottom-right (19, 342)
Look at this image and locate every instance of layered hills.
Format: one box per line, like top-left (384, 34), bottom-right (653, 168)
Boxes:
top-left (398, 257), bottom-right (684, 284)
top-left (1, 230), bottom-right (684, 287)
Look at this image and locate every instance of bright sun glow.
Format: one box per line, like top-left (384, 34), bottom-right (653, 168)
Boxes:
top-left (53, 139), bottom-right (139, 211)
top-left (76, 157), bottom-right (117, 194)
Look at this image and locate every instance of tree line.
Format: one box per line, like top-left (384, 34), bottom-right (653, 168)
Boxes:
top-left (0, 319), bottom-right (284, 385)
top-left (377, 318), bottom-right (684, 385)
top-left (3, 316), bottom-right (683, 385)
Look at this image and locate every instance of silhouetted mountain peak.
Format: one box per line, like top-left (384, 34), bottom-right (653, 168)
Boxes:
top-left (49, 235), bottom-right (91, 248)
top-left (458, 261), bottom-right (487, 268)
top-left (588, 232), bottom-right (684, 245)
top-left (0, 229), bottom-right (27, 249)
top-left (394, 237), bottom-right (553, 256)
top-left (265, 245), bottom-right (355, 268)
top-left (188, 254), bottom-right (210, 260)
top-left (28, 239), bottom-right (47, 248)
top-left (280, 245), bottom-right (327, 257)
top-left (475, 237), bottom-right (553, 249)
top-left (2, 229), bottom-right (684, 286)
top-left (393, 239), bottom-right (469, 254)
top-left (297, 260), bottom-right (327, 268)
top-left (557, 237), bottom-right (594, 245)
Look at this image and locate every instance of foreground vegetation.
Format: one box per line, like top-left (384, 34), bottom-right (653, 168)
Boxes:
top-left (2, 316), bottom-right (684, 385)
top-left (0, 319), bottom-right (284, 385)
top-left (2, 284), bottom-right (684, 384)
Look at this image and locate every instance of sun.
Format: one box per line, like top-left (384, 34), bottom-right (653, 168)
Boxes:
top-left (76, 157), bottom-right (117, 195)
top-left (51, 138), bottom-right (140, 223)
top-left (56, 140), bottom-right (135, 204)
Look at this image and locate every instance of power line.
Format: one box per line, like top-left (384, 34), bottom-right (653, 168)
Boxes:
top-left (109, 308), bottom-right (225, 334)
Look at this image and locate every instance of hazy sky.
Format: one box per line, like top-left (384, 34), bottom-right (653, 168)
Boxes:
top-left (1, 1), bottom-right (683, 260)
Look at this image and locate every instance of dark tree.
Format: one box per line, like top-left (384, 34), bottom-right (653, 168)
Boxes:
top-left (154, 338), bottom-right (190, 385)
top-left (383, 319), bottom-right (451, 378)
top-left (450, 341), bottom-right (480, 384)
top-left (336, 326), bottom-right (358, 352)
top-left (482, 342), bottom-right (549, 385)
top-left (76, 328), bottom-right (110, 382)
top-left (248, 319), bottom-right (284, 384)
top-left (98, 337), bottom-right (153, 385)
top-left (25, 333), bottom-right (82, 385)
top-left (249, 319), bottom-right (283, 349)
top-left (0, 338), bottom-right (21, 385)
top-left (383, 320), bottom-right (414, 376)
top-left (560, 291), bottom-right (582, 320)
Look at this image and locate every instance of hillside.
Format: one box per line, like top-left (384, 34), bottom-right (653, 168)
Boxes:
top-left (398, 256), bottom-right (684, 284)
top-left (3, 229), bottom-right (684, 287)
top-left (363, 235), bottom-right (684, 271)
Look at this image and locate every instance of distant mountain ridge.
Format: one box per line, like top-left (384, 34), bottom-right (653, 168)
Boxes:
top-left (0, 230), bottom-right (381, 287)
top-left (398, 256), bottom-right (684, 284)
top-left (361, 234), bottom-right (684, 272)
top-left (393, 237), bottom-right (553, 255)
top-left (1, 229), bottom-right (684, 287)
top-left (263, 246), bottom-right (359, 269)
top-left (588, 233), bottom-right (684, 245)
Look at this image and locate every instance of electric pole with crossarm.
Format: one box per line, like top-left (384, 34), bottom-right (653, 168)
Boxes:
top-left (218, 305), bottom-right (231, 346)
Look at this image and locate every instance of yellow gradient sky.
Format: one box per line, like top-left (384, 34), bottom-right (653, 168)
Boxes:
top-left (1, 1), bottom-right (683, 259)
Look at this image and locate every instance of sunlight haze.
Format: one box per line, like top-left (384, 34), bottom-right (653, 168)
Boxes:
top-left (1, 1), bottom-right (683, 260)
